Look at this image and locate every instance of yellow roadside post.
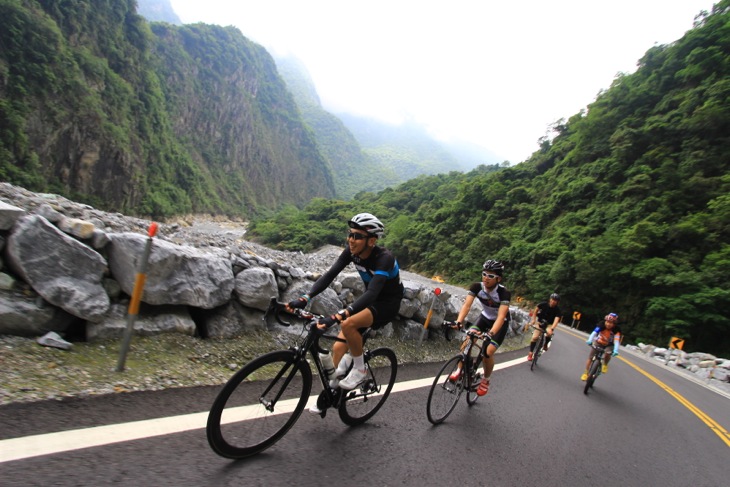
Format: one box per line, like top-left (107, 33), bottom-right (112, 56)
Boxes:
top-left (116, 222), bottom-right (158, 372)
top-left (418, 287), bottom-right (442, 347)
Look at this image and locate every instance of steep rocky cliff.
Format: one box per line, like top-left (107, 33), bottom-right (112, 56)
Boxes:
top-left (0, 0), bottom-right (334, 217)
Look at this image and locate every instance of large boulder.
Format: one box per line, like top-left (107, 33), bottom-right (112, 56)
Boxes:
top-left (86, 303), bottom-right (196, 340)
top-left (234, 267), bottom-right (278, 311)
top-left (201, 300), bottom-right (266, 339)
top-left (107, 233), bottom-right (234, 309)
top-left (0, 289), bottom-right (76, 336)
top-left (6, 215), bottom-right (109, 321)
top-left (0, 200), bottom-right (25, 230)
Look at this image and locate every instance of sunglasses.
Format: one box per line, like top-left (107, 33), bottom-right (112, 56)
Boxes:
top-left (482, 272), bottom-right (498, 279)
top-left (347, 232), bottom-right (369, 241)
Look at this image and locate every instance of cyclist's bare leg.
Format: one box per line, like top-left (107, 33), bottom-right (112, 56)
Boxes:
top-left (481, 343), bottom-right (498, 380)
top-left (452, 337), bottom-right (470, 373)
top-left (340, 309), bottom-right (374, 359)
top-left (529, 328), bottom-right (541, 351)
top-left (332, 335), bottom-right (348, 368)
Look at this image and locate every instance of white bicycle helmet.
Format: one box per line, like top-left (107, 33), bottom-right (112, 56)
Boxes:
top-left (348, 213), bottom-right (385, 238)
top-left (482, 259), bottom-right (504, 276)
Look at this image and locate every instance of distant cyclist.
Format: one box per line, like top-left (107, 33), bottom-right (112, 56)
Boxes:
top-left (581, 313), bottom-right (621, 380)
top-left (287, 213), bottom-right (404, 398)
top-left (448, 259), bottom-right (511, 396)
top-left (525, 293), bottom-right (563, 361)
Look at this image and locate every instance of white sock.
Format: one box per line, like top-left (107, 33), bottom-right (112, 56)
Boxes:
top-left (353, 354), bottom-right (365, 371)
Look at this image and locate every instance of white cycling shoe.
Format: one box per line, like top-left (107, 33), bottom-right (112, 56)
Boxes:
top-left (338, 367), bottom-right (368, 390)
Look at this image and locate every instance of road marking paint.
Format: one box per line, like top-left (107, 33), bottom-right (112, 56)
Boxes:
top-left (0, 356), bottom-right (526, 463)
top-left (619, 357), bottom-right (730, 448)
top-left (561, 326), bottom-right (730, 448)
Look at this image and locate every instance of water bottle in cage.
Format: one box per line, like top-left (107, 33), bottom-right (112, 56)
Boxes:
top-left (319, 351), bottom-right (336, 381)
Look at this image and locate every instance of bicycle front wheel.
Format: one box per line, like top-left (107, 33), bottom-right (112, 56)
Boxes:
top-left (531, 335), bottom-right (544, 371)
top-left (339, 347), bottom-right (397, 426)
top-left (466, 357), bottom-right (481, 405)
top-left (426, 355), bottom-right (463, 424)
top-left (583, 359), bottom-right (600, 395)
top-left (207, 350), bottom-right (312, 459)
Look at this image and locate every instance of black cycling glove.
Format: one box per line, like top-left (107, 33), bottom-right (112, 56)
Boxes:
top-left (318, 315), bottom-right (340, 329)
top-left (288, 296), bottom-right (308, 310)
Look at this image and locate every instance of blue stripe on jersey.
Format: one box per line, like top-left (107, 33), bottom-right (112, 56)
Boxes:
top-left (358, 260), bottom-right (400, 282)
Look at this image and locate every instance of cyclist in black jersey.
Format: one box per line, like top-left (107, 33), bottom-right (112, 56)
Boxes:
top-left (448, 259), bottom-right (511, 396)
top-left (288, 213), bottom-right (404, 396)
top-left (525, 293), bottom-right (563, 361)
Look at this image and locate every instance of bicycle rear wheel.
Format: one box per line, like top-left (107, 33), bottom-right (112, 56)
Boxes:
top-left (426, 355), bottom-right (464, 424)
top-left (207, 350), bottom-right (312, 459)
top-left (583, 359), bottom-right (600, 395)
top-left (339, 347), bottom-right (397, 426)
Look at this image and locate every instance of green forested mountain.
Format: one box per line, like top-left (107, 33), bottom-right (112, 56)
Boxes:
top-left (275, 55), bottom-right (499, 199)
top-left (337, 112), bottom-right (478, 177)
top-left (250, 3), bottom-right (730, 355)
top-left (274, 55), bottom-right (397, 199)
top-left (0, 0), bottom-right (334, 217)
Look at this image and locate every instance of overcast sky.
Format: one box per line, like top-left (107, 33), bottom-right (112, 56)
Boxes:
top-left (168, 0), bottom-right (715, 164)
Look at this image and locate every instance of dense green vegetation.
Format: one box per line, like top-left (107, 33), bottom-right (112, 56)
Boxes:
top-left (0, 0), bottom-right (333, 217)
top-left (250, 3), bottom-right (730, 356)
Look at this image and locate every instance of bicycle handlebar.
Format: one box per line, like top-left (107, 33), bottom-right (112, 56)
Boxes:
top-left (467, 328), bottom-right (492, 339)
top-left (265, 298), bottom-right (325, 327)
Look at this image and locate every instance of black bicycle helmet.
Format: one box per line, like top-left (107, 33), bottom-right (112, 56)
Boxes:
top-left (550, 293), bottom-right (561, 301)
top-left (348, 213), bottom-right (385, 238)
top-left (482, 259), bottom-right (504, 276)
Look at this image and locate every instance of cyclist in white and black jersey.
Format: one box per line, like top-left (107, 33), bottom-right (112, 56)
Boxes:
top-left (287, 213), bottom-right (404, 396)
top-left (448, 259), bottom-right (511, 396)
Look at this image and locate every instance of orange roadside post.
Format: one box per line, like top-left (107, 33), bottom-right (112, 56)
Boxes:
top-left (116, 222), bottom-right (158, 372)
top-left (418, 287), bottom-right (442, 347)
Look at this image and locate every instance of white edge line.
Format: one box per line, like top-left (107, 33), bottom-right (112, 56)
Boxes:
top-left (0, 356), bottom-right (527, 463)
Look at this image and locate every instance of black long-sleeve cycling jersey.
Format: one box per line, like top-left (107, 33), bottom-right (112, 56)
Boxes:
top-left (309, 246), bottom-right (403, 315)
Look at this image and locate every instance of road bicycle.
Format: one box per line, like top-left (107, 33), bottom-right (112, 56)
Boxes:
top-left (426, 321), bottom-right (489, 425)
top-left (206, 299), bottom-right (398, 459)
top-left (529, 321), bottom-right (549, 371)
top-left (583, 343), bottom-right (608, 395)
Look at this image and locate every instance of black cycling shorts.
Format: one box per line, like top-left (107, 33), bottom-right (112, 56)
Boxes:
top-left (468, 314), bottom-right (509, 348)
top-left (367, 296), bottom-right (402, 329)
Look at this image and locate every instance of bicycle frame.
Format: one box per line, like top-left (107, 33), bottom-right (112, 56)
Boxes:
top-left (462, 331), bottom-right (488, 376)
top-left (529, 324), bottom-right (548, 370)
top-left (264, 298), bottom-right (376, 413)
top-left (442, 321), bottom-right (489, 383)
top-left (207, 299), bottom-right (397, 458)
top-left (584, 343), bottom-right (607, 394)
top-left (426, 323), bottom-right (490, 424)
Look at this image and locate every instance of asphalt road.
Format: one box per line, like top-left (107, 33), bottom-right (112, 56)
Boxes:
top-left (1, 327), bottom-right (728, 486)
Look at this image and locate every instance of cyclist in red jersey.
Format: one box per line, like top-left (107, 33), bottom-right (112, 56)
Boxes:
top-left (581, 313), bottom-right (621, 380)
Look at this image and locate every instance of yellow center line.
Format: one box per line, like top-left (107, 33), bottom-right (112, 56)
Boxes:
top-left (560, 327), bottom-right (730, 448)
top-left (619, 357), bottom-right (730, 448)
